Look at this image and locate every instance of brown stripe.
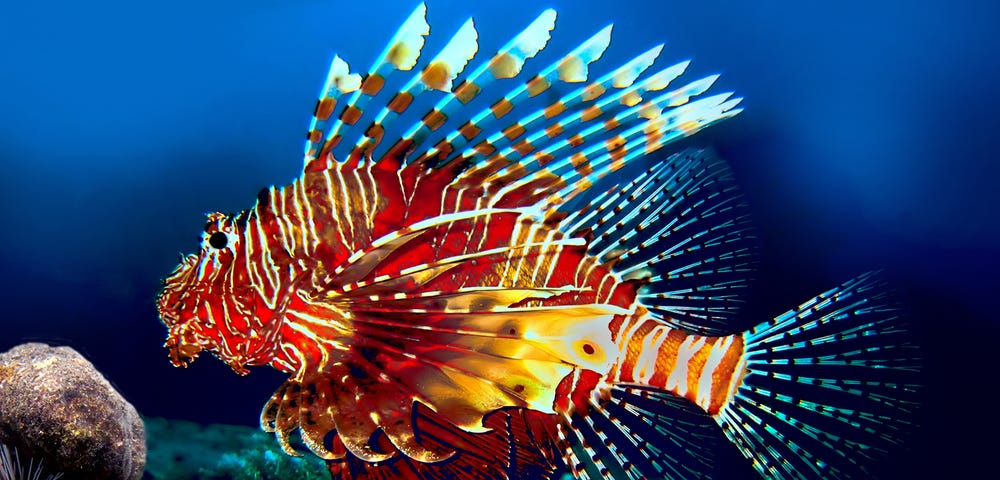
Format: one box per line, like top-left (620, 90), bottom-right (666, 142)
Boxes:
top-left (314, 97), bottom-right (337, 121)
top-left (361, 74), bottom-right (385, 95)
top-left (432, 139), bottom-right (454, 158)
top-left (581, 105), bottom-right (603, 122)
top-left (340, 106), bottom-right (362, 125)
top-left (474, 141), bottom-right (496, 156)
top-left (526, 75), bottom-right (550, 97)
top-left (459, 121), bottom-right (481, 140)
top-left (545, 123), bottom-right (564, 138)
top-left (571, 152), bottom-right (592, 176)
top-left (512, 139), bottom-right (534, 156)
top-left (502, 123), bottom-right (526, 140)
top-left (387, 92), bottom-right (414, 113)
top-left (605, 135), bottom-right (626, 152)
top-left (543, 101), bottom-right (566, 119)
top-left (567, 134), bottom-right (585, 147)
top-left (533, 151), bottom-right (555, 166)
top-left (582, 83), bottom-right (606, 101)
top-left (453, 80), bottom-right (481, 104)
top-left (307, 129), bottom-right (322, 143)
top-left (618, 319), bottom-right (658, 383)
top-left (604, 118), bottom-right (620, 131)
top-left (364, 124), bottom-right (385, 144)
top-left (491, 99), bottom-right (514, 119)
top-left (422, 109), bottom-right (447, 130)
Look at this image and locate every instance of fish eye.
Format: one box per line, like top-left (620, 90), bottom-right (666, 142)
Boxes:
top-left (208, 232), bottom-right (229, 249)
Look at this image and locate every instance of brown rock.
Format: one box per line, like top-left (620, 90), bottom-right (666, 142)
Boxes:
top-left (0, 343), bottom-right (145, 480)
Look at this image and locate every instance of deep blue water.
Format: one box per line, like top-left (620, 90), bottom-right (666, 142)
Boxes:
top-left (1, 0), bottom-right (997, 477)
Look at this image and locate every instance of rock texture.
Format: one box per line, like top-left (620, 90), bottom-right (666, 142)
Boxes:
top-left (0, 343), bottom-right (145, 480)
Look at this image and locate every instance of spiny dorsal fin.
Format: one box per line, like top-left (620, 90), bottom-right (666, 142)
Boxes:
top-left (381, 22), bottom-right (614, 170)
top-left (439, 44), bottom-right (669, 178)
top-left (303, 3), bottom-right (430, 171)
top-left (344, 16), bottom-right (481, 163)
top-left (390, 9), bottom-right (558, 165)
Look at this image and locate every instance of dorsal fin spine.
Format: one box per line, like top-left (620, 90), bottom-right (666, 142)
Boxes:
top-left (317, 3), bottom-right (430, 165)
top-left (482, 84), bottom-right (739, 208)
top-left (452, 58), bottom-right (688, 183)
top-left (392, 9), bottom-right (558, 162)
top-left (347, 16), bottom-right (479, 163)
top-left (411, 24), bottom-right (615, 168)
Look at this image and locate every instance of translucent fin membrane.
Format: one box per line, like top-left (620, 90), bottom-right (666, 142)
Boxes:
top-left (716, 272), bottom-right (922, 479)
top-left (563, 149), bottom-right (756, 335)
top-left (303, 3), bottom-right (431, 169)
top-left (392, 9), bottom-right (558, 159)
top-left (393, 23), bottom-right (616, 169)
top-left (561, 385), bottom-right (718, 479)
top-left (431, 41), bottom-right (664, 171)
top-left (345, 16), bottom-right (481, 162)
top-left (326, 406), bottom-right (563, 480)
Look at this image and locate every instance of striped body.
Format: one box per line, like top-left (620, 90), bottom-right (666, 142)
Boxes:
top-left (158, 5), bottom-right (920, 479)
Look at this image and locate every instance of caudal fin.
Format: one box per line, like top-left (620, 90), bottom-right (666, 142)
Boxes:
top-left (716, 272), bottom-right (921, 479)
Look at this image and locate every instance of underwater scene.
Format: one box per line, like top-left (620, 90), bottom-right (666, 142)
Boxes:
top-left (1, 0), bottom-right (997, 478)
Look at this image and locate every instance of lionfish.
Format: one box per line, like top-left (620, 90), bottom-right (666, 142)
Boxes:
top-left (157, 4), bottom-right (920, 479)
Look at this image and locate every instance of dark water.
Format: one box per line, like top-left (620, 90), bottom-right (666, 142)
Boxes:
top-left (1, 0), bottom-right (996, 477)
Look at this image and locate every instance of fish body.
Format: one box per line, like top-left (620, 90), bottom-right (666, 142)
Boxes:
top-left (157, 4), bottom-right (919, 479)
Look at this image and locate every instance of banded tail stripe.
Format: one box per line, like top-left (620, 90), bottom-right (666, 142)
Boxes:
top-left (612, 312), bottom-right (746, 415)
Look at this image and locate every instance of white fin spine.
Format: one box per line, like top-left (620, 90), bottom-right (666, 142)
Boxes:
top-left (422, 18), bottom-right (480, 92)
top-left (347, 16), bottom-right (479, 160)
top-left (310, 3), bottom-right (430, 166)
top-left (445, 45), bottom-right (667, 176)
top-left (391, 9), bottom-right (558, 162)
top-left (409, 24), bottom-right (615, 169)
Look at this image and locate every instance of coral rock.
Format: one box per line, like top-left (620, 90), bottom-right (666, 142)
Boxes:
top-left (0, 343), bottom-right (145, 480)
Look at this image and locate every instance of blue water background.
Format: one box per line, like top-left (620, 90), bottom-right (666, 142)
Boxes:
top-left (1, 0), bottom-right (996, 477)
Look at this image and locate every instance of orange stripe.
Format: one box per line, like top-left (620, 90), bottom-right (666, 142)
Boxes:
top-left (543, 101), bottom-right (566, 119)
top-left (502, 123), bottom-right (526, 140)
top-left (340, 106), bottom-right (362, 125)
top-left (708, 335), bottom-right (745, 414)
top-left (526, 75), bottom-right (550, 97)
top-left (453, 80), bottom-right (481, 104)
top-left (648, 329), bottom-right (687, 387)
top-left (314, 97), bottom-right (337, 121)
top-left (474, 141), bottom-right (496, 156)
top-left (422, 110), bottom-right (447, 130)
top-left (580, 105), bottom-right (603, 122)
top-left (360, 74), bottom-right (385, 95)
top-left (459, 121), bottom-right (481, 140)
top-left (387, 92), bottom-right (414, 113)
top-left (618, 319), bottom-right (658, 383)
top-left (491, 99), bottom-right (514, 119)
top-left (512, 139), bottom-right (534, 155)
top-left (582, 83), bottom-right (606, 101)
top-left (545, 123), bottom-right (564, 138)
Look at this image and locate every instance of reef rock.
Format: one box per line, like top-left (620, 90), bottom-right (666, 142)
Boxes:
top-left (0, 343), bottom-right (145, 480)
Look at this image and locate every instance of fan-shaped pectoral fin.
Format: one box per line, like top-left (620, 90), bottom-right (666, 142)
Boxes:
top-left (377, 395), bottom-right (456, 463)
top-left (330, 379), bottom-right (397, 462)
top-left (261, 380), bottom-right (306, 456)
top-left (297, 379), bottom-right (344, 460)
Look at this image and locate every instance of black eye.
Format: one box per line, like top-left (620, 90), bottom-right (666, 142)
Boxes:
top-left (208, 232), bottom-right (229, 249)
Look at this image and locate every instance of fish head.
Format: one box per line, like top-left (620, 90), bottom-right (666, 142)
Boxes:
top-left (157, 211), bottom-right (280, 375)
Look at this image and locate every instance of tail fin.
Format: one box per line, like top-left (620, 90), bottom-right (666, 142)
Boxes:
top-left (716, 272), bottom-right (921, 479)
